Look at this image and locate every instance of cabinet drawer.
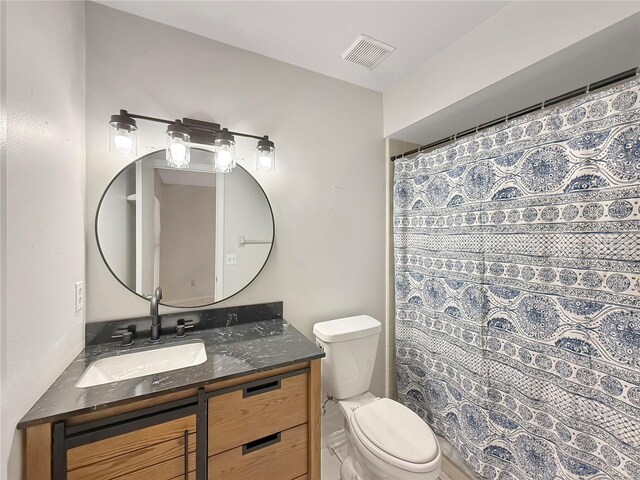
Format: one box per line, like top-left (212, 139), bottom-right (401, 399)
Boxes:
top-left (208, 371), bottom-right (307, 455)
top-left (208, 423), bottom-right (308, 480)
top-left (68, 414), bottom-right (196, 471)
top-left (68, 433), bottom-right (195, 480)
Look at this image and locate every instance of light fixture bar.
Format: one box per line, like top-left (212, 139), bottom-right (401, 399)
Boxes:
top-left (119, 110), bottom-right (267, 142)
top-left (109, 109), bottom-right (275, 173)
top-left (126, 113), bottom-right (174, 124)
top-left (182, 118), bottom-right (221, 130)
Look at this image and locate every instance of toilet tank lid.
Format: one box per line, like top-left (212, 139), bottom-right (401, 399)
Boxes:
top-left (313, 315), bottom-right (381, 342)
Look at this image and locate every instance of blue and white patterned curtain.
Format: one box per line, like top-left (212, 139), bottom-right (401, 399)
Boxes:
top-left (394, 78), bottom-right (640, 480)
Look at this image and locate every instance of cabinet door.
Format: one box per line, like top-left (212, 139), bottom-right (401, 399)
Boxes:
top-left (65, 413), bottom-right (196, 480)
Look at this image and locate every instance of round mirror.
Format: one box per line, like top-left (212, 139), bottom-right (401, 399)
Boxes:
top-left (96, 148), bottom-right (274, 307)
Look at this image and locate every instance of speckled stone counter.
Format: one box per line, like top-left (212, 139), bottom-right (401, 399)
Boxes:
top-left (19, 315), bottom-right (324, 428)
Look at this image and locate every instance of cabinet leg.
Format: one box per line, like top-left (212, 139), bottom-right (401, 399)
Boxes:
top-left (308, 359), bottom-right (321, 480)
top-left (25, 423), bottom-right (52, 480)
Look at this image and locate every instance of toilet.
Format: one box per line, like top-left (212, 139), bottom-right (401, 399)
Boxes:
top-left (314, 315), bottom-right (441, 480)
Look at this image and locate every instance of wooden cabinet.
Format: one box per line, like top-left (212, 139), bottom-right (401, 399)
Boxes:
top-left (207, 370), bottom-right (310, 480)
top-left (24, 360), bottom-right (321, 480)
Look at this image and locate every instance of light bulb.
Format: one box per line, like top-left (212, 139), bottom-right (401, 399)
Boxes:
top-left (217, 148), bottom-right (232, 166)
top-left (170, 143), bottom-right (187, 163)
top-left (259, 154), bottom-right (272, 169)
top-left (255, 136), bottom-right (275, 172)
top-left (109, 111), bottom-right (137, 155)
top-left (213, 129), bottom-right (236, 173)
top-left (114, 133), bottom-right (132, 151)
top-left (166, 121), bottom-right (191, 168)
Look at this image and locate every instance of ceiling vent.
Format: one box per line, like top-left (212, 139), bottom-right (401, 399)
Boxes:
top-left (341, 34), bottom-right (396, 70)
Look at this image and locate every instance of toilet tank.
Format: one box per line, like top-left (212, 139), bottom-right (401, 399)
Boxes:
top-left (313, 315), bottom-right (381, 400)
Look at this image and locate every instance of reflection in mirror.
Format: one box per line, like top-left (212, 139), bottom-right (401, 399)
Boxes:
top-left (97, 148), bottom-right (274, 308)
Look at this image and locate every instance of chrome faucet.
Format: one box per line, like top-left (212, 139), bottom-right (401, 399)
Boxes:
top-left (150, 287), bottom-right (163, 342)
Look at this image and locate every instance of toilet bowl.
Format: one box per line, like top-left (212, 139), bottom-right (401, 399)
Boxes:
top-left (338, 393), bottom-right (441, 480)
top-left (314, 316), bottom-right (441, 480)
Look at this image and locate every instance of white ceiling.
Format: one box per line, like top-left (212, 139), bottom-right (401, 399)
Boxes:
top-left (97, 1), bottom-right (509, 92)
top-left (391, 11), bottom-right (640, 144)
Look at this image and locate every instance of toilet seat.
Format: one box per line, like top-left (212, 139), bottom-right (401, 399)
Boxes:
top-left (350, 398), bottom-right (440, 474)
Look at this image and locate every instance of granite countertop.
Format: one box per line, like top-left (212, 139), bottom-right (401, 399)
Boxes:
top-left (19, 318), bottom-right (324, 428)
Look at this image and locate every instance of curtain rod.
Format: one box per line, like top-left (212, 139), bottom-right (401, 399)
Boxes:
top-left (390, 66), bottom-right (640, 162)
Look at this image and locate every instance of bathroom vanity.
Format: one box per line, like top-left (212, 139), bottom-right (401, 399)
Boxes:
top-left (19, 302), bottom-right (324, 480)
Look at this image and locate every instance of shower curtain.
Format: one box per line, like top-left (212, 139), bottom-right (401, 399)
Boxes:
top-left (394, 78), bottom-right (640, 480)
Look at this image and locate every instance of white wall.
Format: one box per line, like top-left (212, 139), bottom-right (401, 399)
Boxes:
top-left (0, 2), bottom-right (86, 479)
top-left (383, 1), bottom-right (640, 137)
top-left (85, 4), bottom-right (386, 395)
top-left (97, 168), bottom-right (135, 286)
top-left (222, 169), bottom-right (272, 298)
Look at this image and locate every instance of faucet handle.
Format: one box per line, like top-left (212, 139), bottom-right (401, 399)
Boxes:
top-left (176, 319), bottom-right (194, 338)
top-left (112, 328), bottom-right (134, 346)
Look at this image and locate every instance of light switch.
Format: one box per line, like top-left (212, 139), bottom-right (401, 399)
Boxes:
top-left (75, 281), bottom-right (84, 312)
top-left (225, 254), bottom-right (238, 265)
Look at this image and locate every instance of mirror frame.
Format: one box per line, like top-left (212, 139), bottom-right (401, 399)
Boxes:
top-left (95, 148), bottom-right (275, 308)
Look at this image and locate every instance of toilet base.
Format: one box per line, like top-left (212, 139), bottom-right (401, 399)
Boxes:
top-left (342, 421), bottom-right (441, 480)
top-left (341, 457), bottom-right (358, 480)
top-left (341, 451), bottom-right (440, 480)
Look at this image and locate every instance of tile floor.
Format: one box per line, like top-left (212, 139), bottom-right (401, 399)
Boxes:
top-left (321, 430), bottom-right (452, 480)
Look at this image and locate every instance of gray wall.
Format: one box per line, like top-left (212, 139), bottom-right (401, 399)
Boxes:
top-left (85, 4), bottom-right (387, 396)
top-left (0, 2), bottom-right (86, 478)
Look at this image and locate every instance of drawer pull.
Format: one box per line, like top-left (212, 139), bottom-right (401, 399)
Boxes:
top-left (242, 432), bottom-right (281, 455)
top-left (243, 379), bottom-right (281, 398)
top-left (183, 430), bottom-right (189, 479)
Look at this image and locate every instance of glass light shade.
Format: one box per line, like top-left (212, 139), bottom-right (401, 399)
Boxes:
top-left (109, 125), bottom-right (137, 155)
top-left (213, 136), bottom-right (236, 173)
top-left (213, 144), bottom-right (236, 173)
top-left (166, 132), bottom-right (191, 168)
top-left (256, 146), bottom-right (275, 172)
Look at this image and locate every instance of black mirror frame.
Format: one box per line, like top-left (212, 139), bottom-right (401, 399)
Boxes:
top-left (95, 148), bottom-right (275, 308)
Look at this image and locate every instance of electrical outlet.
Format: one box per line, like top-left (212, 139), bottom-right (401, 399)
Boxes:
top-left (225, 253), bottom-right (238, 265)
top-left (75, 281), bottom-right (84, 312)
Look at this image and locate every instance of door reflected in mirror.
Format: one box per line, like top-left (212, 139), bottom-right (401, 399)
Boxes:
top-left (97, 148), bottom-right (274, 307)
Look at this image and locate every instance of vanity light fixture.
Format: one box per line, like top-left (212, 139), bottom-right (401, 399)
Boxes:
top-left (166, 120), bottom-right (190, 168)
top-left (213, 128), bottom-right (236, 173)
top-left (109, 111), bottom-right (138, 155)
top-left (256, 136), bottom-right (275, 172)
top-left (107, 109), bottom-right (274, 173)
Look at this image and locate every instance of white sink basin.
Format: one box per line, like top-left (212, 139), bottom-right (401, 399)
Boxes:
top-left (76, 341), bottom-right (207, 388)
